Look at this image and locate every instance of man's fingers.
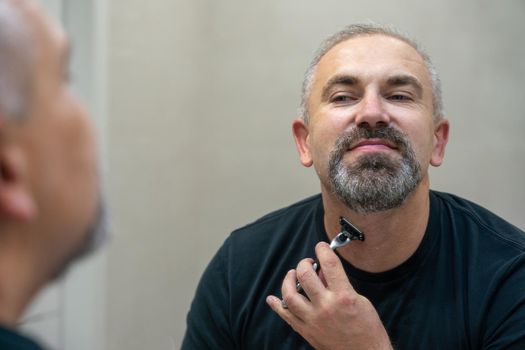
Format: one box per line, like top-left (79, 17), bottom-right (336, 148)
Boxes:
top-left (266, 295), bottom-right (295, 324)
top-left (296, 258), bottom-right (326, 303)
top-left (281, 269), bottom-right (311, 316)
top-left (266, 295), bottom-right (287, 314)
top-left (266, 295), bottom-right (305, 329)
top-left (315, 242), bottom-right (355, 292)
top-left (318, 268), bottom-right (327, 287)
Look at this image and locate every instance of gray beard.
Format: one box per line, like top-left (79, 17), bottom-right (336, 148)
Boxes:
top-left (328, 126), bottom-right (422, 214)
top-left (51, 196), bottom-right (109, 281)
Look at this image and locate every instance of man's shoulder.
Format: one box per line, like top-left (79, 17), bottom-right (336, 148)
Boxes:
top-left (233, 194), bottom-right (322, 233)
top-left (0, 326), bottom-right (45, 350)
top-left (226, 194), bottom-right (323, 248)
top-left (432, 190), bottom-right (525, 251)
top-left (210, 194), bottom-right (324, 291)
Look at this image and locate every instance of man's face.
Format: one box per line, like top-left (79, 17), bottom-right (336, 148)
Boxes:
top-left (293, 35), bottom-right (448, 212)
top-left (13, 0), bottom-right (104, 273)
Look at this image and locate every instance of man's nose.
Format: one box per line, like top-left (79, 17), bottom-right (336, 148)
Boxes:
top-left (354, 93), bottom-right (390, 128)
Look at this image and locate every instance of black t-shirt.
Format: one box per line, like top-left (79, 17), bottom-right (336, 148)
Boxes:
top-left (0, 326), bottom-right (45, 350)
top-left (182, 191), bottom-right (525, 349)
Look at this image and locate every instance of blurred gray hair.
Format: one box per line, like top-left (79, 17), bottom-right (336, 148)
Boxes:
top-left (299, 24), bottom-right (443, 123)
top-left (0, 0), bottom-right (33, 119)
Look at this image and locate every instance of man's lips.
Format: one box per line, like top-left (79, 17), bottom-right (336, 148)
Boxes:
top-left (348, 139), bottom-right (398, 152)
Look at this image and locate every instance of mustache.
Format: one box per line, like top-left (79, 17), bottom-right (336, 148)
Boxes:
top-left (331, 125), bottom-right (411, 159)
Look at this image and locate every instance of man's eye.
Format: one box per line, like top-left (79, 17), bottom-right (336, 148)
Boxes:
top-left (332, 95), bottom-right (355, 103)
top-left (388, 94), bottom-right (411, 101)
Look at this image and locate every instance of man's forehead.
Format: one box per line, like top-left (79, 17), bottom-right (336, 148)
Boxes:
top-left (315, 34), bottom-right (428, 84)
top-left (324, 34), bottom-right (424, 63)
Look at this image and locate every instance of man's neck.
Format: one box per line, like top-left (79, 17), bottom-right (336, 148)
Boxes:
top-left (0, 235), bottom-right (45, 328)
top-left (322, 179), bottom-right (431, 273)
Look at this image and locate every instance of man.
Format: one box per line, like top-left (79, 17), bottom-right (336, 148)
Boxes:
top-left (182, 24), bottom-right (525, 349)
top-left (0, 0), bottom-right (106, 348)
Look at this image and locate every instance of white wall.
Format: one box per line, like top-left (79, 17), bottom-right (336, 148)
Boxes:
top-left (107, 0), bottom-right (525, 348)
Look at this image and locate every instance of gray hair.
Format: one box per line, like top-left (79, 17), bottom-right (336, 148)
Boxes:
top-left (0, 0), bottom-right (33, 119)
top-left (299, 24), bottom-right (443, 123)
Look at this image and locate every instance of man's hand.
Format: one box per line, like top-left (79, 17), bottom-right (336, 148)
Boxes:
top-left (266, 242), bottom-right (392, 350)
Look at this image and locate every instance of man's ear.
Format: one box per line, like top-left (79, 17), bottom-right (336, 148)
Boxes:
top-left (0, 141), bottom-right (37, 221)
top-left (430, 118), bottom-right (450, 167)
top-left (292, 118), bottom-right (313, 167)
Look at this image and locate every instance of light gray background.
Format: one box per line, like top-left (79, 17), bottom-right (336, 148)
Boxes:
top-left (107, 0), bottom-right (524, 348)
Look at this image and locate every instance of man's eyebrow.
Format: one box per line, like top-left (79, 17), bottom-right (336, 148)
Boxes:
top-left (321, 74), bottom-right (359, 101)
top-left (385, 74), bottom-right (423, 97)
